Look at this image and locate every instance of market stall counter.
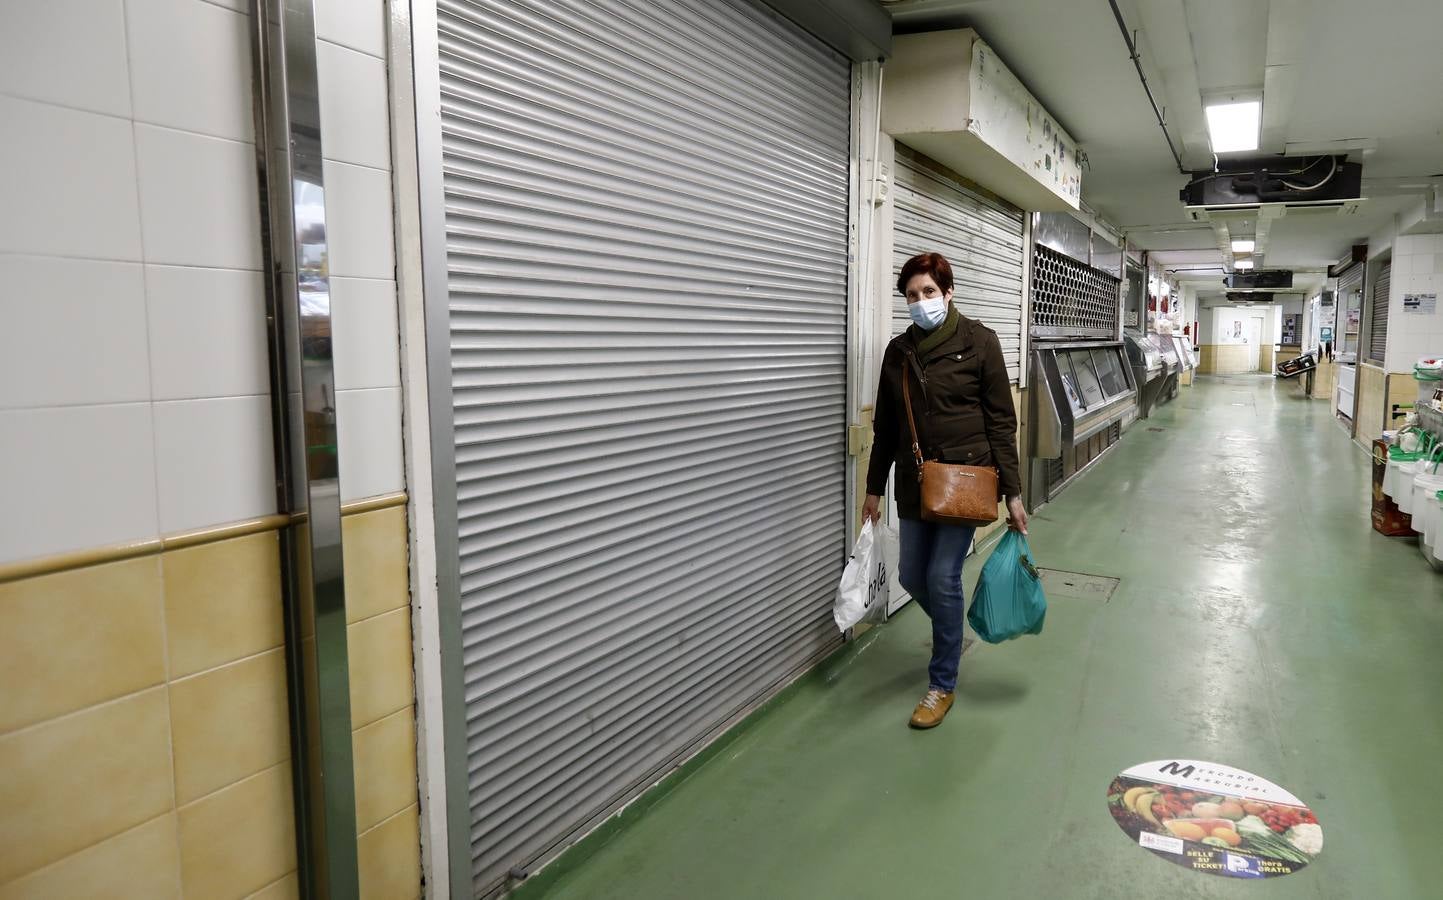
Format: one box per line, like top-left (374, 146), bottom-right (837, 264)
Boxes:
top-left (1030, 342), bottom-right (1138, 505)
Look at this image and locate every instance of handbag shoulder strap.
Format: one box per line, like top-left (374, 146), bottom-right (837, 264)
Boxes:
top-left (899, 358), bottom-right (927, 479)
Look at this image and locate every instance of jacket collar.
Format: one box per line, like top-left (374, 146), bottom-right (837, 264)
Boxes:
top-left (909, 312), bottom-right (976, 363)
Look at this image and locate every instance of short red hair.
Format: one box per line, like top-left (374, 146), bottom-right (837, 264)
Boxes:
top-left (897, 253), bottom-right (954, 296)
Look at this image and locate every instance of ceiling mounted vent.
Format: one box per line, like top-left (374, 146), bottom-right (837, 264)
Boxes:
top-left (1182, 155), bottom-right (1364, 220)
top-left (883, 29), bottom-right (1081, 211)
top-left (1228, 291), bottom-right (1274, 305)
top-left (1226, 270), bottom-right (1293, 290)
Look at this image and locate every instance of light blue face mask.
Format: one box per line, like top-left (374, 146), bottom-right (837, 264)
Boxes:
top-left (909, 296), bottom-right (950, 331)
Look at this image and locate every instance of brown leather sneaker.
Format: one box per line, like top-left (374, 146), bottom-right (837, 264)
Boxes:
top-left (909, 689), bottom-right (955, 729)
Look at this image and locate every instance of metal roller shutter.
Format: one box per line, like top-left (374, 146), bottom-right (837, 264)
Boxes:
top-left (1339, 264), bottom-right (1363, 355)
top-left (433, 0), bottom-right (850, 893)
top-left (1369, 260), bottom-right (1391, 363)
top-left (891, 149), bottom-right (1026, 381)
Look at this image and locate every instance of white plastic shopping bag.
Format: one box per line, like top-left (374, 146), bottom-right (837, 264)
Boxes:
top-left (833, 520), bottom-right (898, 631)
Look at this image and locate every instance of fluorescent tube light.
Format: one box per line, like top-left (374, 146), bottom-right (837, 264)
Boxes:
top-left (1231, 239), bottom-right (1256, 253)
top-left (1206, 101), bottom-right (1261, 153)
top-left (1235, 259), bottom-right (1255, 270)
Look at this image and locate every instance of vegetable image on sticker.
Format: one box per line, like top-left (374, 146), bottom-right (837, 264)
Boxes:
top-left (1107, 760), bottom-right (1322, 879)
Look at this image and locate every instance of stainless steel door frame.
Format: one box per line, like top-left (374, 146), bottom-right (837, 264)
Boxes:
top-left (409, 1), bottom-right (474, 894)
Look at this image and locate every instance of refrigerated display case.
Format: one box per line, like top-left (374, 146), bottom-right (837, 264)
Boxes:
top-left (1169, 334), bottom-right (1197, 373)
top-left (1124, 330), bottom-right (1180, 418)
top-left (1031, 342), bottom-right (1137, 503)
top-left (1165, 333), bottom-right (1196, 386)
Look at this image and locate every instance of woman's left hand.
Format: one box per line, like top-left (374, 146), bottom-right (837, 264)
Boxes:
top-left (1006, 496), bottom-right (1028, 535)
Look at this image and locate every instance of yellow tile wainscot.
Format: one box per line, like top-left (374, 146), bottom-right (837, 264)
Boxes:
top-left (169, 648), bottom-right (291, 805)
top-left (177, 763), bottom-right (297, 899)
top-left (0, 555), bottom-right (166, 733)
top-left (0, 495), bottom-right (419, 897)
top-left (0, 689), bottom-right (174, 884)
top-left (358, 804), bottom-right (423, 900)
top-left (163, 530), bottom-right (285, 679)
top-left (353, 705), bottom-right (421, 833)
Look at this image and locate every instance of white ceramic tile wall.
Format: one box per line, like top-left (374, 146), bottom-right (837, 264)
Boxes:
top-left (316, 0), bottom-right (388, 57)
top-left (145, 266), bottom-right (271, 401)
top-left (1386, 236), bottom-right (1443, 374)
top-left (331, 278), bottom-right (403, 392)
top-left (2, 0), bottom-right (404, 564)
top-left (324, 160), bottom-right (397, 281)
top-left (315, 1), bottom-right (404, 500)
top-left (134, 125), bottom-right (262, 270)
top-left (0, 0), bottom-right (133, 117)
top-left (317, 40), bottom-right (392, 170)
top-left (0, 96), bottom-right (143, 261)
top-left (0, 257), bottom-right (151, 409)
top-left (336, 388), bottom-right (405, 503)
top-left (153, 396), bottom-right (277, 533)
top-left (0, 404), bottom-right (160, 562)
top-left (126, 0), bottom-right (254, 143)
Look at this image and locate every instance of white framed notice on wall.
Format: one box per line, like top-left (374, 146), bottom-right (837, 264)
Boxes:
top-left (1403, 293), bottom-right (1437, 315)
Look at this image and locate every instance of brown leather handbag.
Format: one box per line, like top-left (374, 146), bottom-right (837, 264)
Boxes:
top-left (901, 362), bottom-right (1000, 527)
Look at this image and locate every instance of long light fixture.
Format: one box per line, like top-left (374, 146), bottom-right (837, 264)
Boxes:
top-left (1205, 100), bottom-right (1261, 153)
top-left (1235, 259), bottom-right (1255, 270)
top-left (1231, 239), bottom-right (1256, 253)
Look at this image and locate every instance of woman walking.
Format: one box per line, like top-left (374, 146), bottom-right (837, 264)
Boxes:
top-left (861, 252), bottom-right (1027, 729)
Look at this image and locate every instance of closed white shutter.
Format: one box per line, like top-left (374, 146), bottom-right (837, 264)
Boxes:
top-left (432, 0), bottom-right (851, 893)
top-left (891, 149), bottom-right (1027, 380)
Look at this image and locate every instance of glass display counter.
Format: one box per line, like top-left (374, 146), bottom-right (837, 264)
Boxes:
top-left (1030, 342), bottom-right (1137, 504)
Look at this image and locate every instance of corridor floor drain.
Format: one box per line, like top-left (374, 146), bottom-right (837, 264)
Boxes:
top-left (1147, 426), bottom-right (1166, 432)
top-left (1038, 569), bottom-right (1119, 601)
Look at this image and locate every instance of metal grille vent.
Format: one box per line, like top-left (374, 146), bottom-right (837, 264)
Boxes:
top-left (1030, 243), bottom-right (1121, 340)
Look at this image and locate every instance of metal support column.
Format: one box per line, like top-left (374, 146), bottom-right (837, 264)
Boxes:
top-left (248, 0), bottom-right (358, 895)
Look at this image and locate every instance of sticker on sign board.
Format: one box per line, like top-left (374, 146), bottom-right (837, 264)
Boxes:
top-left (1107, 760), bottom-right (1323, 879)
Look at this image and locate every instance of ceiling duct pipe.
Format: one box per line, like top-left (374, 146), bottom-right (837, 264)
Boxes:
top-left (1106, 0), bottom-right (1186, 175)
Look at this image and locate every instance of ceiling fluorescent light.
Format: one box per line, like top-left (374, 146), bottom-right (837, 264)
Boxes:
top-left (1231, 239), bottom-right (1256, 253)
top-left (1205, 100), bottom-right (1261, 153)
top-left (1235, 259), bottom-right (1255, 270)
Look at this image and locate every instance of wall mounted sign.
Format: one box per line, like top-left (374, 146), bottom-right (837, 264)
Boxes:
top-left (1108, 760), bottom-right (1323, 879)
top-left (1403, 293), bottom-right (1437, 315)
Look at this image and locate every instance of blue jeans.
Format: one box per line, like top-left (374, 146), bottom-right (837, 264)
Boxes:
top-left (898, 518), bottom-right (976, 693)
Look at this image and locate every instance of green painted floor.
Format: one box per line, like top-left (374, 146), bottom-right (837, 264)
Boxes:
top-left (524, 376), bottom-right (1443, 899)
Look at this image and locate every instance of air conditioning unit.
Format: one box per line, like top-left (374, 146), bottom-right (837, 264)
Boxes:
top-left (1228, 291), bottom-right (1274, 305)
top-left (1226, 270), bottom-right (1293, 290)
top-left (883, 29), bottom-right (1081, 211)
top-left (1182, 156), bottom-right (1364, 220)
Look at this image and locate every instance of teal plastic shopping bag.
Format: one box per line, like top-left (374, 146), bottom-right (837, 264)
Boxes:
top-left (966, 531), bottom-right (1047, 643)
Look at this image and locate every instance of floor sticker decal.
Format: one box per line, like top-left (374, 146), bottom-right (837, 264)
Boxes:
top-left (1108, 760), bottom-right (1322, 878)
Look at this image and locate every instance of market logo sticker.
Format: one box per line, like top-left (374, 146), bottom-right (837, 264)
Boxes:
top-left (1107, 760), bottom-right (1322, 879)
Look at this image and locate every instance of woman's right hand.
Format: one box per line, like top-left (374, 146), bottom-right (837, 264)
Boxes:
top-left (862, 494), bottom-right (882, 524)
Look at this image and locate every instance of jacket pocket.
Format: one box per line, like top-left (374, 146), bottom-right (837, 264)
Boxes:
top-left (939, 440), bottom-right (993, 466)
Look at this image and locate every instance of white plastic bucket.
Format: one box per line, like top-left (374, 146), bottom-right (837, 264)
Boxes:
top-left (1396, 460), bottom-right (1422, 513)
top-left (1397, 449), bottom-right (1443, 513)
top-left (1413, 472), bottom-right (1443, 544)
